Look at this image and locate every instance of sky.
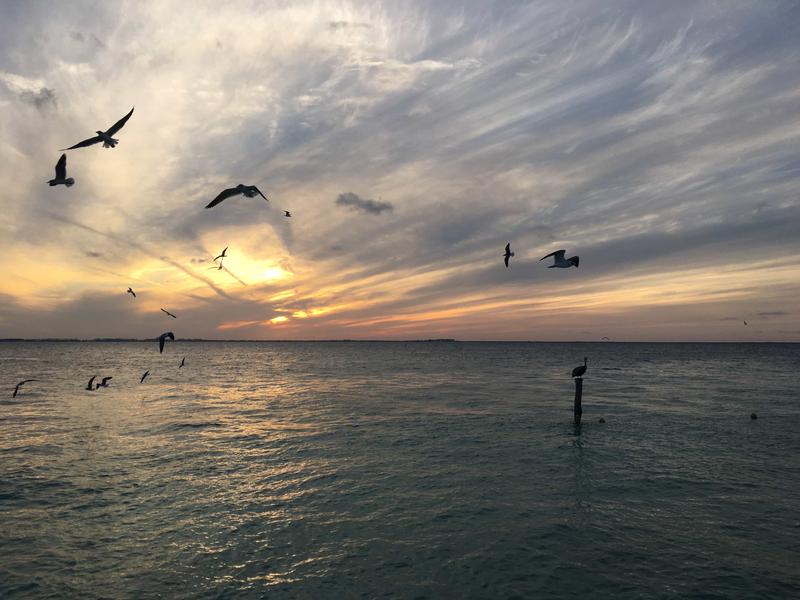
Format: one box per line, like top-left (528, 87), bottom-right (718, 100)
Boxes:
top-left (0, 0), bottom-right (799, 341)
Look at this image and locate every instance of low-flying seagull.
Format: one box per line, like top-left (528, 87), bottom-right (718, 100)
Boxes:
top-left (284, 210), bottom-right (291, 217)
top-left (540, 249), bottom-right (579, 268)
top-left (86, 375), bottom-right (97, 391)
top-left (158, 331), bottom-right (175, 354)
top-left (205, 184), bottom-right (268, 209)
top-left (161, 308), bottom-right (177, 319)
top-left (213, 247), bottom-right (228, 262)
top-left (140, 370), bottom-right (150, 383)
top-left (12, 379), bottom-right (36, 398)
top-left (96, 376), bottom-right (113, 389)
top-left (179, 357), bottom-right (185, 369)
top-left (571, 357), bottom-right (588, 379)
top-left (127, 287), bottom-right (136, 298)
top-left (503, 243), bottom-right (514, 268)
top-left (60, 107), bottom-right (135, 150)
top-left (48, 154), bottom-right (75, 187)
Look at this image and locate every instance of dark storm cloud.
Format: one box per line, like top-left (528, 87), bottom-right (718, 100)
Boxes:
top-left (335, 192), bottom-right (394, 215)
top-left (18, 86), bottom-right (57, 111)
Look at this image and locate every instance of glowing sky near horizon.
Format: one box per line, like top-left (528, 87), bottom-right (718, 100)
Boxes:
top-left (1, 1), bottom-right (799, 341)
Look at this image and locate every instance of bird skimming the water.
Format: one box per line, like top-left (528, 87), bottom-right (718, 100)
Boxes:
top-left (571, 357), bottom-right (587, 378)
top-left (12, 380), bottom-right (36, 398)
top-left (158, 331), bottom-right (175, 354)
top-left (205, 185), bottom-right (268, 208)
top-left (127, 287), bottom-right (136, 298)
top-left (96, 376), bottom-right (112, 389)
top-left (86, 375), bottom-right (97, 391)
top-left (503, 243), bottom-right (514, 268)
top-left (179, 357), bottom-right (185, 369)
top-left (140, 370), bottom-right (150, 383)
top-left (60, 107), bottom-right (134, 150)
top-left (540, 249), bottom-right (579, 268)
top-left (161, 308), bottom-right (177, 319)
top-left (48, 154), bottom-right (74, 187)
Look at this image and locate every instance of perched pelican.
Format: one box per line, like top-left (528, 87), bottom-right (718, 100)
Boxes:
top-left (540, 249), bottom-right (579, 268)
top-left (12, 379), bottom-right (36, 398)
top-left (48, 154), bottom-right (74, 187)
top-left (503, 243), bottom-right (514, 268)
top-left (284, 210), bottom-right (291, 217)
top-left (158, 331), bottom-right (175, 354)
top-left (60, 107), bottom-right (134, 150)
top-left (160, 308), bottom-right (177, 319)
top-left (205, 184), bottom-right (268, 209)
top-left (213, 247), bottom-right (228, 262)
top-left (140, 370), bottom-right (150, 383)
top-left (571, 357), bottom-right (588, 378)
top-left (85, 375), bottom-right (97, 391)
top-left (179, 357), bottom-right (185, 369)
top-left (96, 376), bottom-right (113, 388)
top-left (127, 287), bottom-right (136, 298)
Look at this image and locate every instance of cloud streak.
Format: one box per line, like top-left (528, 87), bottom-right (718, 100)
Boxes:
top-left (335, 192), bottom-right (394, 215)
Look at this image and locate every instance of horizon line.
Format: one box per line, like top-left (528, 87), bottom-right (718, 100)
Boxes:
top-left (0, 338), bottom-right (797, 344)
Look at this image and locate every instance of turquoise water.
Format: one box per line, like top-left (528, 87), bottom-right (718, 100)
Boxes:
top-left (1, 341), bottom-right (799, 598)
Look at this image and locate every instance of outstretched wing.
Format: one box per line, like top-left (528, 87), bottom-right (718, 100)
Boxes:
top-left (140, 371), bottom-right (149, 383)
top-left (55, 154), bottom-right (67, 179)
top-left (101, 377), bottom-right (112, 385)
top-left (504, 254), bottom-right (510, 268)
top-left (253, 186), bottom-right (269, 202)
top-left (61, 135), bottom-right (102, 150)
top-left (158, 335), bottom-right (166, 353)
top-left (505, 243), bottom-right (511, 255)
top-left (106, 106), bottom-right (134, 136)
top-left (205, 187), bottom-right (241, 209)
top-left (539, 249), bottom-right (565, 261)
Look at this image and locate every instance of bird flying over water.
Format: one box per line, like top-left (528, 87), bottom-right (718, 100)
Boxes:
top-left (12, 379), bottom-right (36, 398)
top-left (179, 357), bottom-right (185, 369)
top-left (60, 107), bottom-right (134, 150)
top-left (158, 331), bottom-right (175, 353)
top-left (140, 370), bottom-right (150, 383)
top-left (540, 249), bottom-right (579, 268)
top-left (86, 375), bottom-right (97, 391)
top-left (160, 308), bottom-right (177, 319)
top-left (744, 320), bottom-right (748, 326)
top-left (97, 376), bottom-right (112, 388)
top-left (213, 247), bottom-right (228, 262)
top-left (503, 243), bottom-right (514, 268)
top-left (127, 287), bottom-right (136, 298)
top-left (48, 154), bottom-right (75, 187)
top-left (205, 184), bottom-right (268, 209)
top-left (284, 210), bottom-right (291, 217)
top-left (571, 357), bottom-right (588, 378)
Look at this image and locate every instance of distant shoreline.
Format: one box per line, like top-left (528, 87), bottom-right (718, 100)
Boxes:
top-left (0, 338), bottom-right (796, 344)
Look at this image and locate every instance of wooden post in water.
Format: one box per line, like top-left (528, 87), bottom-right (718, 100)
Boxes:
top-left (573, 377), bottom-right (583, 425)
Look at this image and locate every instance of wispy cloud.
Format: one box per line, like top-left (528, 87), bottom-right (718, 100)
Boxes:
top-left (335, 192), bottom-right (394, 215)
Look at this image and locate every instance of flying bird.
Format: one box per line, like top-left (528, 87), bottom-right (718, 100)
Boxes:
top-left (744, 320), bottom-right (748, 326)
top-left (601, 336), bottom-right (611, 341)
top-left (540, 249), bottom-right (579, 268)
top-left (179, 357), bottom-right (185, 369)
top-left (284, 210), bottom-right (291, 217)
top-left (158, 331), bottom-right (175, 354)
top-left (127, 287), bottom-right (136, 298)
top-left (213, 247), bottom-right (228, 262)
top-left (205, 184), bottom-right (268, 209)
top-left (47, 154), bottom-right (75, 187)
top-left (160, 308), bottom-right (177, 319)
top-left (503, 243), bottom-right (514, 268)
top-left (60, 107), bottom-right (135, 150)
top-left (571, 357), bottom-right (588, 379)
top-left (140, 370), bottom-right (150, 383)
top-left (12, 379), bottom-right (36, 398)
top-left (96, 376), bottom-right (113, 388)
top-left (86, 375), bottom-right (97, 391)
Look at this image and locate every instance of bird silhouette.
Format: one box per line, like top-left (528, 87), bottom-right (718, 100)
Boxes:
top-left (179, 357), bottom-right (185, 369)
top-left (96, 376), bottom-right (113, 388)
top-left (284, 210), bottom-right (291, 217)
top-left (127, 287), bottom-right (136, 298)
top-left (12, 379), bottom-right (36, 398)
top-left (48, 154), bottom-right (74, 187)
top-left (206, 184), bottom-right (268, 208)
top-left (160, 308), bottom-right (177, 319)
top-left (85, 375), bottom-right (97, 391)
top-left (213, 247), bottom-right (228, 262)
top-left (140, 370), bottom-right (150, 383)
top-left (61, 107), bottom-right (134, 150)
top-left (158, 331), bottom-right (175, 353)
top-left (503, 243), bottom-right (514, 268)
top-left (540, 249), bottom-right (579, 268)
top-left (571, 357), bottom-right (588, 378)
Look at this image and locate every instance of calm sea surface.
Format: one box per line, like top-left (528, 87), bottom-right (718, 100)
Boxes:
top-left (1, 341), bottom-right (799, 599)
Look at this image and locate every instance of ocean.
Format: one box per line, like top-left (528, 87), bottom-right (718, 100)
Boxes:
top-left (1, 341), bottom-right (799, 599)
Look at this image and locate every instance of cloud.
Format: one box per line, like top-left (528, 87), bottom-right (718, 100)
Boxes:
top-left (757, 311), bottom-right (790, 318)
top-left (335, 192), bottom-right (394, 215)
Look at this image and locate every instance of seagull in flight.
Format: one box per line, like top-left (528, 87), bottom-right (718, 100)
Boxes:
top-left (503, 243), bottom-right (514, 268)
top-left (86, 375), bottom-right (97, 391)
top-left (140, 370), bottom-right (150, 383)
top-left (744, 320), bottom-right (748, 326)
top-left (213, 247), bottom-right (228, 262)
top-left (127, 287), bottom-right (136, 298)
top-left (179, 357), bottom-right (186, 369)
top-left (12, 379), bottom-right (36, 398)
top-left (48, 154), bottom-right (75, 187)
top-left (540, 249), bottom-right (579, 268)
top-left (205, 184), bottom-right (268, 209)
top-left (158, 331), bottom-right (175, 354)
top-left (60, 107), bottom-right (135, 150)
top-left (160, 308), bottom-right (177, 319)
top-left (284, 210), bottom-right (291, 217)
top-left (96, 376), bottom-right (113, 389)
